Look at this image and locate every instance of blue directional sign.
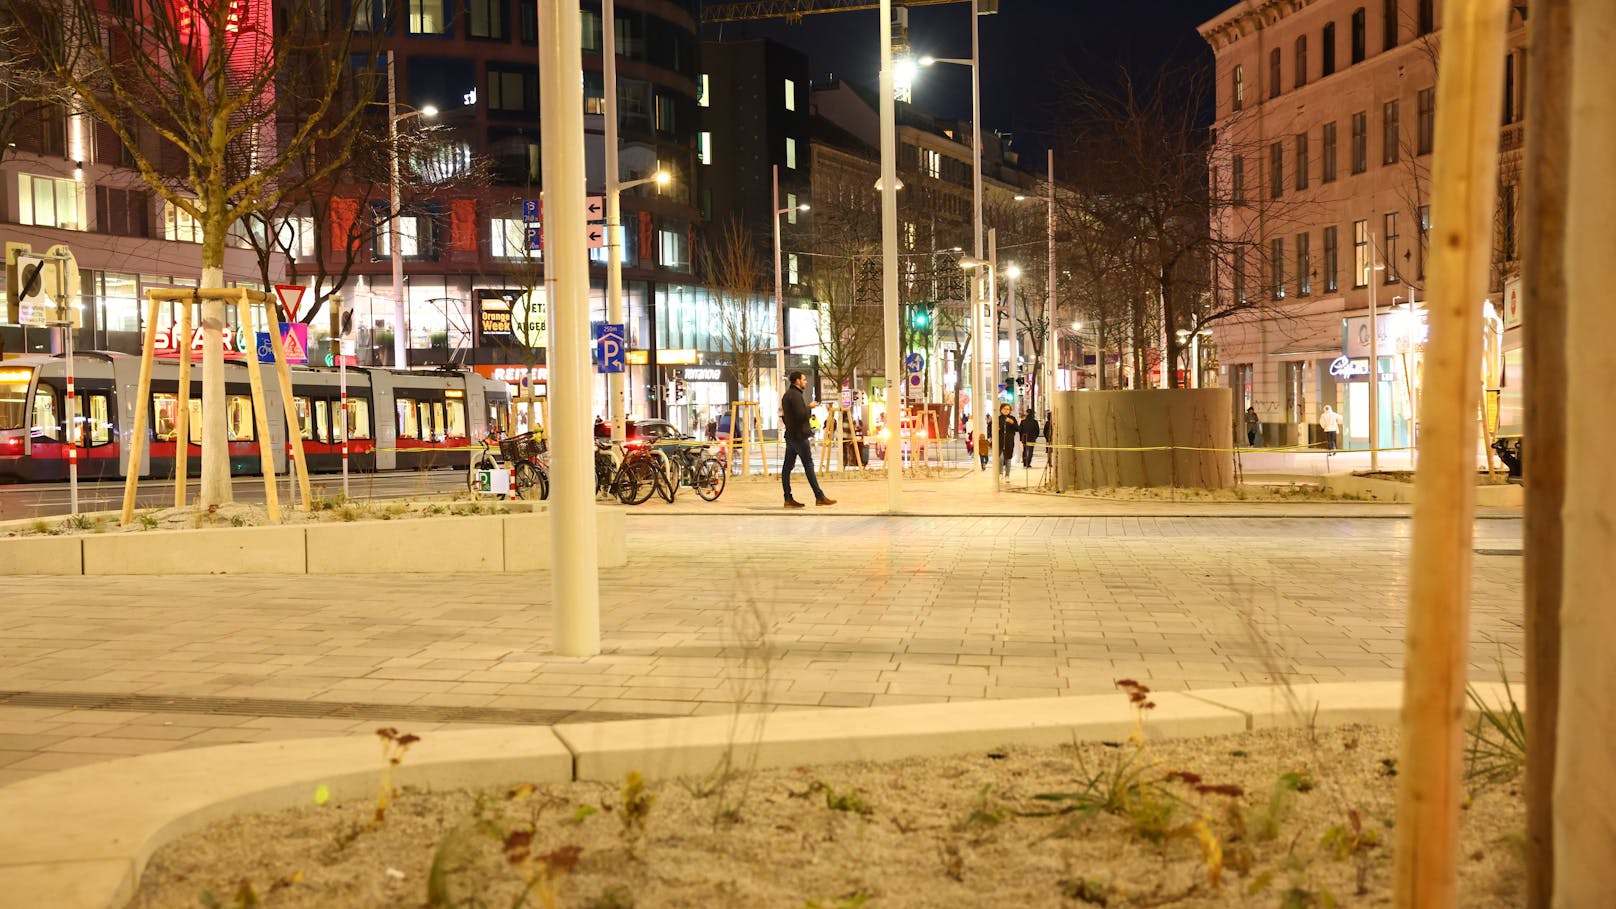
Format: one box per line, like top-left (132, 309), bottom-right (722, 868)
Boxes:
top-left (593, 323), bottom-right (626, 374)
top-left (904, 351), bottom-right (925, 375)
top-left (521, 199), bottom-right (542, 222)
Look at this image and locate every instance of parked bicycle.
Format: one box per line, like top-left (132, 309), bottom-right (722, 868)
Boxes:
top-left (472, 429), bottom-right (548, 500)
top-left (594, 440), bottom-right (649, 504)
top-left (653, 438), bottom-right (727, 501)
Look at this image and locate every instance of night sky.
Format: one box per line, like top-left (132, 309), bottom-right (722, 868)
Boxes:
top-left (703, 0), bottom-right (1234, 158)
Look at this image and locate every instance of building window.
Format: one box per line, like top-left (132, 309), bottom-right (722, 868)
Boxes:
top-left (698, 131), bottom-right (712, 166)
top-left (1271, 237), bottom-right (1285, 299)
top-left (1233, 64), bottom-right (1244, 112)
top-left (1269, 142), bottom-right (1284, 199)
top-left (1322, 121), bottom-right (1338, 182)
top-left (407, 0), bottom-right (448, 35)
top-left (785, 137), bottom-right (797, 169)
top-left (487, 66), bottom-right (537, 113)
top-left (786, 193), bottom-right (799, 224)
top-left (787, 253), bottom-right (800, 286)
top-left (1417, 205), bottom-right (1431, 280)
top-left (489, 217), bottom-right (529, 259)
top-left (1351, 110), bottom-right (1368, 174)
top-left (1503, 50), bottom-right (1526, 125)
top-left (1231, 155), bottom-right (1245, 204)
top-left (1383, 100), bottom-right (1400, 165)
top-left (1323, 226), bottom-right (1339, 292)
top-left (1294, 35), bottom-right (1308, 89)
top-left (697, 73), bottom-right (709, 108)
top-left (469, 0), bottom-right (504, 39)
top-left (1418, 0), bottom-right (1435, 36)
top-left (654, 92), bottom-right (676, 132)
top-left (1322, 23), bottom-right (1337, 76)
top-left (376, 215), bottom-right (425, 258)
top-left (657, 227), bottom-right (689, 271)
top-left (1297, 232), bottom-right (1312, 297)
top-left (19, 173), bottom-right (85, 231)
top-left (1295, 133), bottom-right (1310, 191)
top-left (920, 147), bottom-right (942, 179)
top-left (784, 78), bottom-right (796, 111)
top-left (1353, 219), bottom-right (1371, 287)
top-left (94, 186), bottom-right (149, 237)
top-left (1417, 88), bottom-right (1435, 155)
top-left (1383, 0), bottom-right (1399, 50)
top-left (1233, 250), bottom-right (1246, 305)
top-left (1268, 47), bottom-right (1282, 99)
top-left (163, 200), bottom-right (203, 243)
top-left (1351, 7), bottom-right (1367, 64)
top-left (1383, 212), bottom-right (1400, 283)
top-left (580, 9), bottom-right (600, 49)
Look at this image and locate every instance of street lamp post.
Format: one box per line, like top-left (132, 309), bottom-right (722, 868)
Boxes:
top-left (385, 51), bottom-right (437, 370)
top-left (606, 166), bottom-right (669, 443)
top-left (879, 0), bottom-right (902, 511)
top-left (1006, 263), bottom-right (1021, 413)
top-left (772, 164), bottom-right (810, 409)
top-left (1369, 235), bottom-right (1384, 470)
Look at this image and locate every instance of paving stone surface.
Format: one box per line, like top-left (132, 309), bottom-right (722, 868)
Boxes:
top-left (0, 507), bottom-right (1523, 786)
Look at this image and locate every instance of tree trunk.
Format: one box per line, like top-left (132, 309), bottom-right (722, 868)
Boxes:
top-left (198, 237), bottom-right (232, 508)
top-left (1555, 3), bottom-right (1616, 904)
top-left (1520, 1), bottom-right (1570, 905)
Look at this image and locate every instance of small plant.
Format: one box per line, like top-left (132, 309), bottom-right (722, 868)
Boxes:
top-left (1465, 673), bottom-right (1526, 785)
top-left (820, 782), bottom-right (872, 816)
top-left (617, 771), bottom-right (655, 851)
top-left (372, 727), bottom-right (420, 825)
top-left (800, 894), bottom-right (872, 909)
top-left (136, 511), bottom-right (159, 531)
top-left (28, 518), bottom-right (52, 535)
top-left (1321, 808), bottom-right (1381, 895)
top-left (957, 784), bottom-right (1007, 831)
top-left (337, 503), bottom-right (362, 522)
top-left (504, 834), bottom-right (582, 909)
top-left (61, 513), bottom-right (94, 532)
top-left (199, 880), bottom-right (260, 909)
top-left (229, 514), bottom-right (249, 527)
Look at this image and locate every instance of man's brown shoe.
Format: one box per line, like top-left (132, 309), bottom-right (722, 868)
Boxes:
top-left (784, 498), bottom-right (806, 508)
top-left (815, 497), bottom-right (837, 506)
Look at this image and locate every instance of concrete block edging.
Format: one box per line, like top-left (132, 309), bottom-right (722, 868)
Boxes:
top-left (0, 681), bottom-right (1516, 909)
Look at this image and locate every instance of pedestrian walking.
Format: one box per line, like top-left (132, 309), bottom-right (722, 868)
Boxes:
top-left (1019, 410), bottom-right (1041, 469)
top-left (1244, 406), bottom-right (1262, 447)
top-left (996, 403), bottom-right (1019, 478)
top-left (1318, 405), bottom-right (1343, 451)
top-left (780, 371), bottom-right (835, 508)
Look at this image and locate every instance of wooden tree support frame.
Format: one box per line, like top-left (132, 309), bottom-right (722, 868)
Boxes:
top-left (119, 288), bottom-right (312, 526)
top-left (904, 407), bottom-right (945, 474)
top-left (817, 402), bottom-right (865, 471)
top-left (723, 400), bottom-right (770, 476)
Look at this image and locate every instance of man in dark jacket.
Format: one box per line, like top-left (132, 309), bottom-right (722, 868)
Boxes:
top-left (780, 371), bottom-right (834, 508)
top-left (1019, 410), bottom-right (1041, 469)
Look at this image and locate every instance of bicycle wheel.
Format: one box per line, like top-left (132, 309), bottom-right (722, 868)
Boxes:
top-left (694, 457), bottom-right (727, 501)
top-left (654, 463), bottom-right (677, 503)
top-left (535, 463), bottom-right (550, 501)
top-left (512, 461), bottom-right (537, 499)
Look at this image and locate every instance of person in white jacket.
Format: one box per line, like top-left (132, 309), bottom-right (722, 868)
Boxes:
top-left (1318, 405), bottom-right (1343, 451)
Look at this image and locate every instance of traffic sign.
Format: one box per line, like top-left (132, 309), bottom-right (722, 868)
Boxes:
top-left (586, 226), bottom-right (606, 249)
top-left (526, 225), bottom-right (544, 251)
top-left (585, 196), bottom-right (605, 221)
top-left (908, 374), bottom-right (923, 388)
top-left (256, 323), bottom-right (309, 364)
top-left (594, 322), bottom-right (626, 374)
top-left (522, 199), bottom-right (542, 222)
top-left (904, 351), bottom-right (925, 374)
top-left (273, 284), bottom-right (306, 322)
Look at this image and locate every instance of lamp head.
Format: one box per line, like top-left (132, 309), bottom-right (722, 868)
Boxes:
top-left (421, 105), bottom-right (439, 118)
top-left (653, 170), bottom-right (672, 186)
top-left (1071, 321), bottom-right (1083, 331)
top-left (1006, 264), bottom-right (1022, 279)
top-left (797, 203), bottom-right (811, 212)
top-left (1014, 194), bottom-right (1027, 202)
top-left (919, 55), bottom-right (937, 67)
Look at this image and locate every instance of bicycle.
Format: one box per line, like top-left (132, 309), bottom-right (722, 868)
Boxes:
top-left (655, 439), bottom-right (727, 501)
top-left (594, 440), bottom-right (646, 504)
top-left (499, 431), bottom-right (549, 501)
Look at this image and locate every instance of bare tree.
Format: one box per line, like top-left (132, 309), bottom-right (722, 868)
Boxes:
top-left (810, 249), bottom-right (881, 401)
top-left (700, 217), bottom-right (769, 401)
top-left (21, 0), bottom-right (373, 507)
top-left (0, 7), bottom-right (77, 170)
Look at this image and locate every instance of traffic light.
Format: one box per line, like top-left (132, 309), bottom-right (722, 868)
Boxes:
top-left (909, 306), bottom-right (930, 330)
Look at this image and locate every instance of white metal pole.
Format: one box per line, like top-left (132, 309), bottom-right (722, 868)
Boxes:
top-left (773, 164), bottom-right (785, 410)
top-left (539, 0), bottom-right (600, 656)
top-left (879, 0), bottom-right (902, 512)
top-left (1370, 232), bottom-right (1380, 470)
top-left (387, 51), bottom-right (407, 370)
top-left (969, 0), bottom-right (985, 470)
top-left (604, 0), bottom-right (626, 444)
top-left (1008, 270), bottom-right (1018, 413)
top-left (64, 316), bottom-right (77, 515)
top-left (988, 227), bottom-right (999, 492)
top-left (338, 295), bottom-right (350, 500)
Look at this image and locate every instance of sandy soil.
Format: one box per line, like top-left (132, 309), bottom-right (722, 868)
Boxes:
top-left (1036, 484), bottom-right (1350, 503)
top-left (128, 724), bottom-right (1524, 909)
top-left (2, 496), bottom-right (525, 539)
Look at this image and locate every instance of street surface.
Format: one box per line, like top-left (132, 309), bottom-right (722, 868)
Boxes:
top-left (0, 501), bottom-right (1522, 787)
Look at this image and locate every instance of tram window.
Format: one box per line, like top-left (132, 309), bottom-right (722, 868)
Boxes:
top-left (0, 375), bottom-right (29, 430)
top-left (315, 400), bottom-right (331, 443)
top-left (226, 395), bottom-right (254, 441)
top-left (152, 394), bottom-right (205, 444)
top-left (69, 394), bottom-right (112, 446)
top-left (431, 402), bottom-right (446, 442)
top-left (31, 390), bottom-right (59, 441)
top-left (446, 400), bottom-right (466, 438)
top-left (344, 399), bottom-right (371, 439)
top-left (293, 397), bottom-right (314, 440)
top-left (396, 398), bottom-right (419, 439)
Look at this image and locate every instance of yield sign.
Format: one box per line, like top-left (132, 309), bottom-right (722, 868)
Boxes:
top-left (274, 284), bottom-right (307, 322)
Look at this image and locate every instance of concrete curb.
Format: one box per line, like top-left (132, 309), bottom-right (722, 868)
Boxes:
top-left (0, 509), bottom-right (627, 575)
top-left (0, 681), bottom-right (1522, 909)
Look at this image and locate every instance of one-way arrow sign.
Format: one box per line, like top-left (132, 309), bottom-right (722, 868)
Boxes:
top-left (585, 196), bottom-right (605, 221)
top-left (586, 227), bottom-right (606, 249)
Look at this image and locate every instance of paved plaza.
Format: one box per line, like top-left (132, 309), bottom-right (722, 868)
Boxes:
top-left (0, 480), bottom-right (1523, 788)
